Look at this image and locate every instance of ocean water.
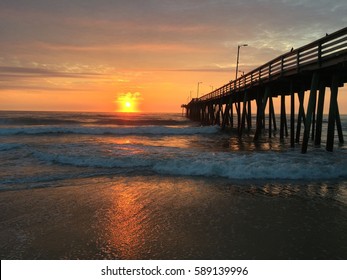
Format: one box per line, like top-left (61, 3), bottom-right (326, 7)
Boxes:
top-left (1, 111), bottom-right (347, 189)
top-left (0, 111), bottom-right (347, 259)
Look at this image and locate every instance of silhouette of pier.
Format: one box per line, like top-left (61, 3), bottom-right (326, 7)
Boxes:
top-left (182, 27), bottom-right (347, 153)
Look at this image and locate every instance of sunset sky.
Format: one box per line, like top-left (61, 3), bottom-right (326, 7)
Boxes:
top-left (0, 0), bottom-right (346, 113)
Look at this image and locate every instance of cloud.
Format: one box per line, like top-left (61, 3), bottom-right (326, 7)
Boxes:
top-left (33, 41), bottom-right (203, 54)
top-left (0, 66), bottom-right (106, 92)
top-left (0, 66), bottom-right (103, 78)
top-left (1, 0), bottom-right (345, 70)
top-left (116, 92), bottom-right (143, 103)
top-left (166, 67), bottom-right (232, 73)
top-left (0, 84), bottom-right (88, 92)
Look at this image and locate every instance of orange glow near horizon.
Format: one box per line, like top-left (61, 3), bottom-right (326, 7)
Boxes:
top-left (1, 69), bottom-right (347, 114)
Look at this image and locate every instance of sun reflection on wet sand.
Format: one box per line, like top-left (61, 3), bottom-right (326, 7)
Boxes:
top-left (105, 186), bottom-right (150, 259)
top-left (101, 178), bottom-right (218, 259)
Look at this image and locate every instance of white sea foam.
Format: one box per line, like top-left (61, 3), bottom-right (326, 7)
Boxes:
top-left (0, 125), bottom-right (220, 136)
top-left (166, 149), bottom-right (342, 179)
top-left (31, 148), bottom-right (347, 180)
top-left (153, 151), bottom-right (347, 180)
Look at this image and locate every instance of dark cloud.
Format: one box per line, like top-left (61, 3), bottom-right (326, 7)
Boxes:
top-left (1, 0), bottom-right (345, 49)
top-left (0, 84), bottom-right (84, 92)
top-left (0, 66), bottom-right (104, 92)
top-left (0, 66), bottom-right (103, 79)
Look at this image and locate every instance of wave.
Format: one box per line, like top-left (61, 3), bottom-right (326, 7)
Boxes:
top-left (153, 152), bottom-right (347, 180)
top-left (31, 148), bottom-right (347, 180)
top-left (0, 117), bottom-right (81, 126)
top-left (0, 125), bottom-right (220, 136)
top-left (0, 117), bottom-right (192, 126)
top-left (0, 112), bottom-right (192, 127)
top-left (0, 143), bottom-right (23, 151)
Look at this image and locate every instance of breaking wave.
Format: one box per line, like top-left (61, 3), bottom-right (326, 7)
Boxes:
top-left (31, 148), bottom-right (347, 180)
top-left (0, 125), bottom-right (220, 136)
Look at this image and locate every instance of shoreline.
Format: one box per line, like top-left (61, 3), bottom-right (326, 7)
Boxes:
top-left (1, 175), bottom-right (346, 260)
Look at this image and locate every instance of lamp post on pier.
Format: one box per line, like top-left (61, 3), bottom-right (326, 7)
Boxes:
top-left (197, 82), bottom-right (202, 98)
top-left (235, 44), bottom-right (248, 80)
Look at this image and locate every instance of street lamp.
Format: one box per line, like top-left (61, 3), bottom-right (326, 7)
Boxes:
top-left (235, 44), bottom-right (248, 80)
top-left (210, 85), bottom-right (214, 91)
top-left (197, 82), bottom-right (202, 98)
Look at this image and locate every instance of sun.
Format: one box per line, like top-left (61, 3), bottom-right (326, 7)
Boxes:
top-left (120, 100), bottom-right (136, 112)
top-left (123, 101), bottom-right (133, 112)
top-left (116, 92), bottom-right (141, 112)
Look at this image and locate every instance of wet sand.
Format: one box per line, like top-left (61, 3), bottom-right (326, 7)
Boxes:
top-left (1, 175), bottom-right (347, 259)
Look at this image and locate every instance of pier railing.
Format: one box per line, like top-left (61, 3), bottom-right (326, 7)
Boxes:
top-left (196, 27), bottom-right (347, 102)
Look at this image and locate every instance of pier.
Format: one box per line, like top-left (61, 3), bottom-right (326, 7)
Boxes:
top-left (182, 27), bottom-right (347, 153)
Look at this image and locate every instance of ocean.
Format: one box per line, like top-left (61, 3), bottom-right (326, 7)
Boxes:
top-left (0, 111), bottom-right (346, 259)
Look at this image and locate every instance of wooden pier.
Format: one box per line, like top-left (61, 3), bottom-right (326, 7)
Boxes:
top-left (182, 27), bottom-right (347, 153)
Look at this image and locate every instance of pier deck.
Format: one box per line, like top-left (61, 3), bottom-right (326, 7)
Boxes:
top-left (182, 27), bottom-right (347, 153)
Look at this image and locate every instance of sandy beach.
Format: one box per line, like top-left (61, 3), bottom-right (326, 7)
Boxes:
top-left (1, 175), bottom-right (346, 260)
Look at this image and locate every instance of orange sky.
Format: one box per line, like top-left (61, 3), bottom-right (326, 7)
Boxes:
top-left (0, 0), bottom-right (346, 113)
